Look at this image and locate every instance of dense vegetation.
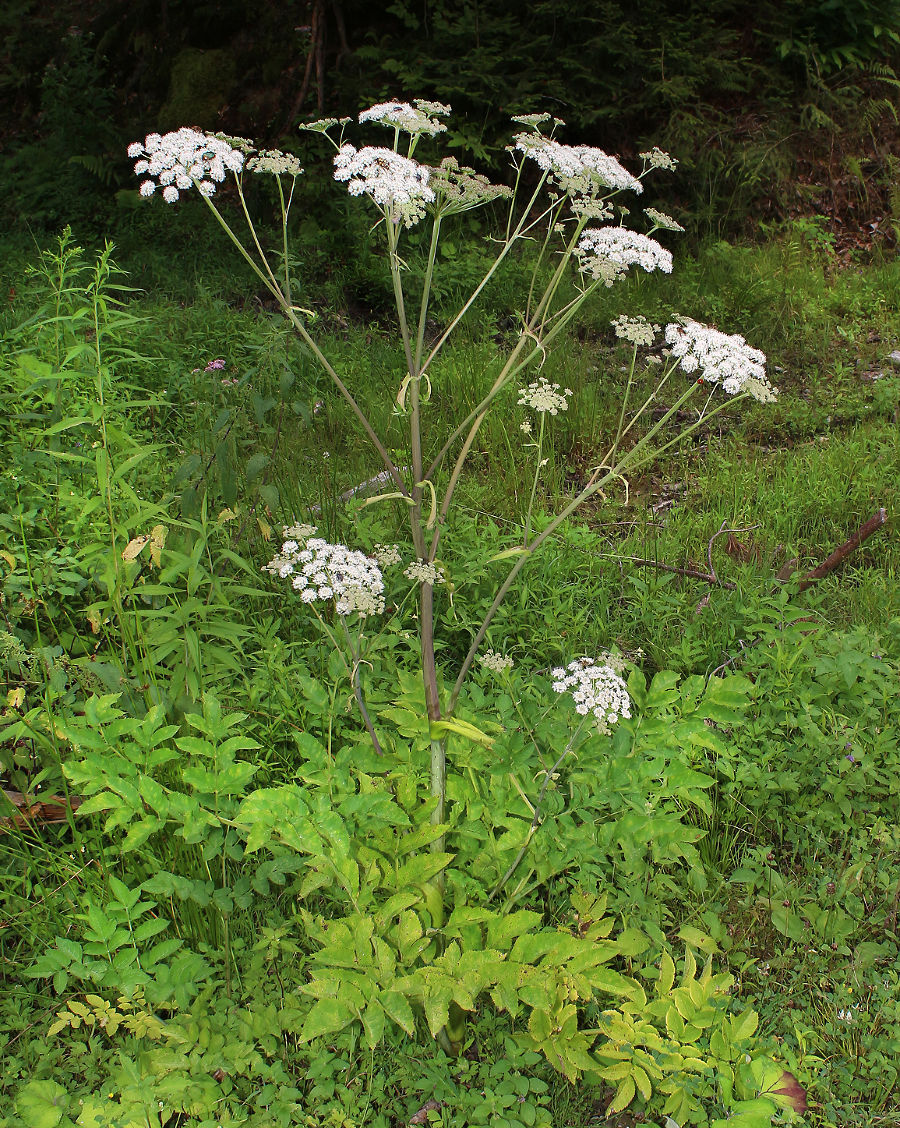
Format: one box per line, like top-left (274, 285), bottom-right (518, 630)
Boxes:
top-left (1, 4), bottom-right (899, 1128)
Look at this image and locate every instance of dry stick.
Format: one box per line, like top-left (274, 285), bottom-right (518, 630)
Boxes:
top-left (794, 507), bottom-right (888, 591)
top-left (617, 558), bottom-right (736, 590)
top-left (608, 523), bottom-right (760, 591)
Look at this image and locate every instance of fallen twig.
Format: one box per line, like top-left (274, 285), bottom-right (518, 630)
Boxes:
top-left (792, 507), bottom-right (888, 591)
top-left (1, 790), bottom-right (83, 834)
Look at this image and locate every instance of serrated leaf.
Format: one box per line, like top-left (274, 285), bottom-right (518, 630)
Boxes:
top-left (361, 999), bottom-right (386, 1047)
top-left (380, 989), bottom-right (415, 1035)
top-left (423, 981), bottom-right (453, 1036)
top-left (15, 1079), bottom-right (70, 1128)
top-left (607, 1075), bottom-right (636, 1115)
top-left (299, 997), bottom-right (355, 1042)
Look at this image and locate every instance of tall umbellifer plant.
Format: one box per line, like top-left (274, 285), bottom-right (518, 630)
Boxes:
top-left (127, 103), bottom-right (777, 869)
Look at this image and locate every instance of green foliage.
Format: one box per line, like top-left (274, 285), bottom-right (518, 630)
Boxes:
top-left (2, 143), bottom-right (899, 1128)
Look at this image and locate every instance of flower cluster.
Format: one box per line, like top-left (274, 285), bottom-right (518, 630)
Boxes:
top-left (514, 135), bottom-right (643, 196)
top-left (372, 543), bottom-right (402, 567)
top-left (640, 147), bottom-right (678, 171)
top-left (577, 227), bottom-right (673, 286)
top-left (478, 649), bottom-right (514, 674)
top-left (246, 149), bottom-right (305, 176)
top-left (644, 207), bottom-right (684, 232)
top-left (263, 533), bottom-right (385, 616)
top-left (664, 319), bottom-right (776, 400)
top-left (428, 157), bottom-right (513, 214)
top-left (511, 112), bottom-right (554, 128)
top-left (127, 128), bottom-right (244, 202)
top-left (611, 315), bottom-right (660, 347)
top-left (551, 657), bottom-right (631, 732)
top-left (518, 377), bottom-right (573, 415)
top-left (404, 559), bottom-right (445, 585)
top-left (333, 144), bottom-right (434, 225)
top-left (359, 99), bottom-right (451, 136)
top-left (300, 117), bottom-right (351, 135)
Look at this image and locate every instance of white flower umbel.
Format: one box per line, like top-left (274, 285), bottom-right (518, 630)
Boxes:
top-left (127, 128), bottom-right (244, 202)
top-left (373, 543), bottom-right (402, 567)
top-left (612, 315), bottom-right (660, 347)
top-left (478, 649), bottom-right (514, 673)
top-left (551, 657), bottom-right (631, 734)
top-left (359, 99), bottom-right (451, 136)
top-left (264, 535), bottom-right (385, 617)
top-left (333, 144), bottom-right (435, 226)
top-left (577, 227), bottom-right (673, 286)
top-left (518, 377), bottom-right (572, 415)
top-left (514, 135), bottom-right (643, 195)
top-left (664, 319), bottom-right (776, 400)
top-left (246, 149), bottom-right (305, 176)
top-left (404, 559), bottom-right (445, 585)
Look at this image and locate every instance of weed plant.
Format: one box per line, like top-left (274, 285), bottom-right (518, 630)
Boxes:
top-left (0, 111), bottom-right (898, 1127)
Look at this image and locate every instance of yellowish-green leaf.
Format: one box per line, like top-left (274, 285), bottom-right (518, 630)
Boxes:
top-left (656, 950), bottom-right (676, 996)
top-left (607, 1076), bottom-right (636, 1115)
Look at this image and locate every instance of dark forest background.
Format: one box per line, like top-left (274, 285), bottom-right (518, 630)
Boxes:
top-left (3, 0), bottom-right (900, 246)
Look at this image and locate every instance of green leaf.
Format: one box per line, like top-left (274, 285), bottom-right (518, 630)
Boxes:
top-left (606, 1075), bottom-right (636, 1115)
top-left (423, 980), bottom-right (453, 1036)
top-left (645, 670), bottom-right (681, 710)
top-left (299, 997), bottom-right (356, 1042)
top-left (486, 909), bottom-right (542, 950)
top-left (730, 1008), bottom-right (759, 1042)
top-left (656, 951), bottom-right (676, 995)
top-left (429, 716), bottom-right (494, 747)
top-left (361, 999), bottom-right (386, 1047)
top-left (15, 1080), bottom-right (70, 1128)
top-left (678, 925), bottom-right (718, 954)
top-left (380, 989), bottom-right (416, 1035)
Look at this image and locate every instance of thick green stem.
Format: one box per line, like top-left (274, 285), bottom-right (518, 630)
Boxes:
top-left (415, 215), bottom-right (443, 371)
top-left (523, 413), bottom-right (545, 547)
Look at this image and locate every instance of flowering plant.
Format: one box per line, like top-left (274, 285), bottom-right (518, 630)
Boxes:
top-left (127, 107), bottom-right (776, 1011)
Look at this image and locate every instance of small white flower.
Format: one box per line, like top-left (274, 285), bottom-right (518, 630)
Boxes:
top-left (128, 127), bottom-right (245, 201)
top-left (520, 418), bottom-right (533, 434)
top-left (265, 534), bottom-right (386, 616)
top-left (358, 99), bottom-right (450, 136)
top-left (511, 112), bottom-right (553, 128)
top-left (514, 135), bottom-right (643, 195)
top-left (640, 146), bottom-right (678, 171)
top-left (552, 656), bottom-right (631, 734)
top-left (664, 319), bottom-right (776, 400)
top-left (518, 377), bottom-right (572, 415)
top-left (577, 227), bottom-right (673, 285)
top-left (644, 206), bottom-right (684, 232)
top-left (247, 149), bottom-right (305, 176)
top-left (373, 543), bottom-right (402, 567)
top-left (334, 144), bottom-right (434, 225)
top-left (404, 559), bottom-right (445, 585)
top-left (478, 649), bottom-right (514, 674)
top-left (611, 314), bottom-right (660, 347)
top-left (284, 522), bottom-right (317, 540)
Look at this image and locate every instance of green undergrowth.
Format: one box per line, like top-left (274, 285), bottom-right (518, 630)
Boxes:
top-left (0, 229), bottom-right (897, 1127)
